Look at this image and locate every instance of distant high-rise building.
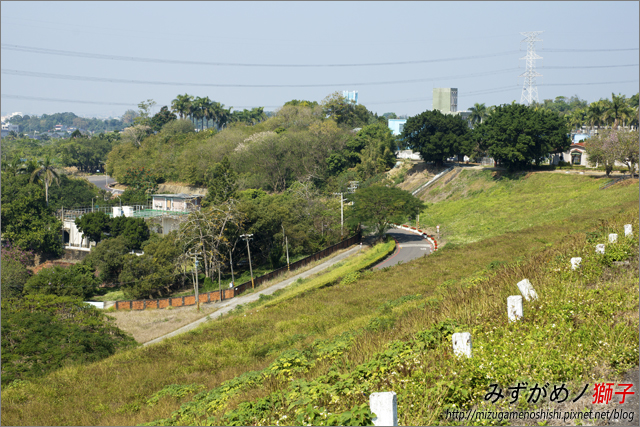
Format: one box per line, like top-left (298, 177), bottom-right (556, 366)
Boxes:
top-left (343, 90), bottom-right (358, 105)
top-left (433, 88), bottom-right (457, 113)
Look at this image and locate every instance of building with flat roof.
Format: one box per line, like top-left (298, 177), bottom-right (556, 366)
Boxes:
top-left (433, 88), bottom-right (458, 114)
top-left (343, 90), bottom-right (358, 105)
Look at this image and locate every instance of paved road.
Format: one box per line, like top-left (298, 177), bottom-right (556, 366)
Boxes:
top-left (84, 174), bottom-right (122, 194)
top-left (374, 228), bottom-right (432, 269)
top-left (143, 244), bottom-right (365, 346)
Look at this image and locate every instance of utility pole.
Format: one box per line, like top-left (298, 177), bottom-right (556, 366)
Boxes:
top-left (229, 249), bottom-right (235, 287)
top-left (240, 234), bottom-right (255, 289)
top-left (191, 252), bottom-right (202, 310)
top-left (332, 192), bottom-right (345, 237)
top-left (282, 225), bottom-right (290, 271)
top-left (519, 31), bottom-right (543, 106)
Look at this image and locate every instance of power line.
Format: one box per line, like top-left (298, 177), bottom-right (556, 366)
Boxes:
top-left (1, 94), bottom-right (138, 106)
top-left (545, 64), bottom-right (638, 69)
top-left (1, 44), bottom-right (521, 68)
top-left (1, 67), bottom-right (521, 88)
top-left (543, 48), bottom-right (639, 52)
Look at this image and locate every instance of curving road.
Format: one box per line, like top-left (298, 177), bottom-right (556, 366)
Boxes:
top-left (374, 228), bottom-right (432, 269)
top-left (84, 174), bottom-right (122, 194)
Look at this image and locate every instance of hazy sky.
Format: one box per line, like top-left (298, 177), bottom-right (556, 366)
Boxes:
top-left (1, 1), bottom-right (638, 118)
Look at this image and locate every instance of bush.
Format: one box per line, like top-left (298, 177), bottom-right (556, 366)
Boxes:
top-left (0, 244), bottom-right (34, 298)
top-left (24, 263), bottom-right (99, 299)
top-left (1, 294), bottom-right (136, 385)
top-left (161, 118), bottom-right (195, 136)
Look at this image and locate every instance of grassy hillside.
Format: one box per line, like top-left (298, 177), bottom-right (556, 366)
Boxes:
top-left (2, 175), bottom-right (637, 426)
top-left (417, 169), bottom-right (638, 245)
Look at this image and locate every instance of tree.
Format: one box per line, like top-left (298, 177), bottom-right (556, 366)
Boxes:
top-left (586, 129), bottom-right (639, 176)
top-left (29, 156), bottom-right (60, 206)
top-left (348, 185), bottom-right (424, 239)
top-left (602, 93), bottom-right (633, 129)
top-left (401, 109), bottom-right (472, 165)
top-left (171, 94), bottom-right (193, 120)
top-left (149, 106), bottom-right (177, 132)
top-left (121, 109), bottom-right (139, 125)
top-left (75, 211), bottom-right (111, 244)
top-left (473, 103), bottom-right (570, 170)
top-left (468, 103), bottom-right (488, 126)
top-left (110, 216), bottom-right (150, 250)
top-left (84, 235), bottom-right (130, 285)
top-left (121, 124), bottom-right (152, 146)
top-left (119, 232), bottom-right (184, 299)
top-left (203, 156), bottom-right (238, 207)
top-left (24, 263), bottom-right (99, 299)
top-left (1, 173), bottom-right (63, 256)
top-left (161, 118), bottom-right (195, 135)
top-left (1, 244), bottom-right (34, 298)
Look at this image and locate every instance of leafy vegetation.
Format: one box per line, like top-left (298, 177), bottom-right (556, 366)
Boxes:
top-left (1, 294), bottom-right (136, 386)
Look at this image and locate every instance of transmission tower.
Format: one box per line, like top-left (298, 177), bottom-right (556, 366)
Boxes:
top-left (519, 31), bottom-right (543, 105)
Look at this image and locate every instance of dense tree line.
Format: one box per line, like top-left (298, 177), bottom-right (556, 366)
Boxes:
top-left (6, 112), bottom-right (126, 134)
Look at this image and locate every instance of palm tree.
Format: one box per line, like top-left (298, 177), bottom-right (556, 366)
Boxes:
top-left (468, 103), bottom-right (488, 126)
top-left (29, 156), bottom-right (60, 206)
top-left (603, 93), bottom-right (632, 130)
top-left (587, 101), bottom-right (605, 132)
top-left (1, 155), bottom-right (23, 176)
top-left (171, 94), bottom-right (193, 120)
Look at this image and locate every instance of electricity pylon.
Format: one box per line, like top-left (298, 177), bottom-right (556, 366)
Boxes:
top-left (519, 31), bottom-right (543, 106)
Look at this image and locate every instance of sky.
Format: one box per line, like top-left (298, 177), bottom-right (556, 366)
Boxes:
top-left (1, 1), bottom-right (638, 119)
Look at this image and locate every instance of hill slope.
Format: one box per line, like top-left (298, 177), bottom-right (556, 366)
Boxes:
top-left (2, 174), bottom-right (638, 426)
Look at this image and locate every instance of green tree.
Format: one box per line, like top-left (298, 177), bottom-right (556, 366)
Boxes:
top-left (203, 156), bottom-right (238, 207)
top-left (602, 93), bottom-right (633, 129)
top-left (401, 109), bottom-right (472, 165)
top-left (75, 211), bottom-right (111, 244)
top-left (468, 103), bottom-right (489, 126)
top-left (473, 103), bottom-right (570, 170)
top-left (84, 235), bottom-right (130, 285)
top-left (119, 233), bottom-right (184, 299)
top-left (110, 216), bottom-right (150, 250)
top-left (29, 156), bottom-right (60, 206)
top-left (121, 109), bottom-right (138, 125)
top-left (149, 105), bottom-right (177, 132)
top-left (1, 173), bottom-right (63, 256)
top-left (171, 94), bottom-right (193, 120)
top-left (24, 263), bottom-right (99, 299)
top-left (1, 245), bottom-right (33, 298)
top-left (348, 185), bottom-right (424, 239)
top-left (161, 118), bottom-right (195, 136)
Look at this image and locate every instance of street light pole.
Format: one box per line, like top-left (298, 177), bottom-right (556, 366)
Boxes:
top-left (241, 234), bottom-right (254, 289)
top-left (192, 252), bottom-right (202, 310)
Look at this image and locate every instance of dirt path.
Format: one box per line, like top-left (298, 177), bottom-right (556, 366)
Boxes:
top-left (142, 243), bottom-right (366, 347)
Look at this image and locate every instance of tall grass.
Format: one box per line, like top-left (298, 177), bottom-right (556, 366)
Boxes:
top-left (1, 176), bottom-right (637, 426)
top-left (419, 170), bottom-right (638, 245)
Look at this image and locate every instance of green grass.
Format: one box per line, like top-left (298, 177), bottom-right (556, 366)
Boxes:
top-left (1, 174), bottom-right (637, 426)
top-left (419, 169), bottom-right (638, 245)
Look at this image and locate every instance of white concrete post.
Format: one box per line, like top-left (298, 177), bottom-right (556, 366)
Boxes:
top-left (609, 233), bottom-right (618, 243)
top-left (507, 296), bottom-right (523, 322)
top-left (452, 332), bottom-right (472, 358)
top-left (624, 224), bottom-right (632, 237)
top-left (516, 279), bottom-right (538, 301)
top-left (595, 244), bottom-right (605, 254)
top-left (370, 392), bottom-right (397, 426)
top-left (571, 257), bottom-right (582, 270)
